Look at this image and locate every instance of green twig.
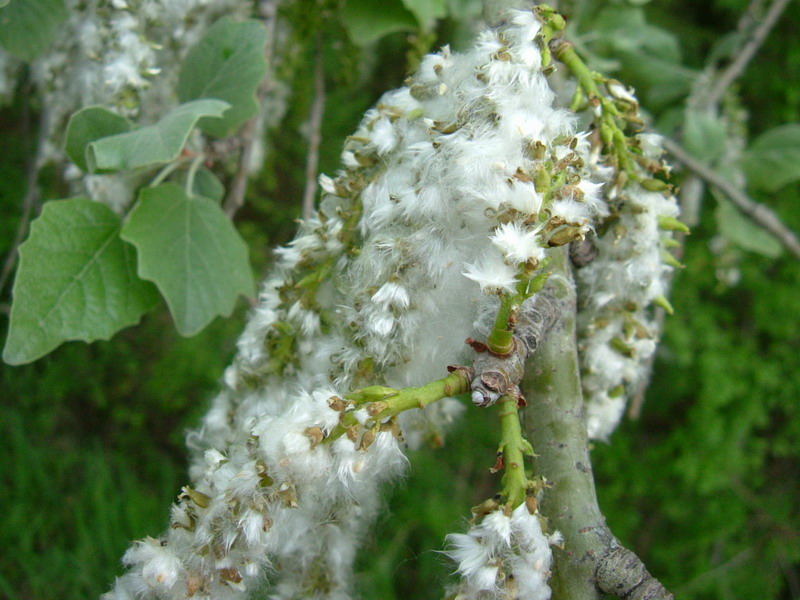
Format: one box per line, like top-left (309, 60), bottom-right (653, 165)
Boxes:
top-left (497, 395), bottom-right (534, 508)
top-left (488, 295), bottom-right (518, 356)
top-left (185, 154), bottom-right (204, 198)
top-left (324, 370), bottom-right (471, 443)
top-left (554, 40), bottom-right (601, 99)
top-left (149, 156), bottom-right (191, 188)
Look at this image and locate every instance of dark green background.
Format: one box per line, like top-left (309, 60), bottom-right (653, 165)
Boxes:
top-left (1, 1), bottom-right (798, 598)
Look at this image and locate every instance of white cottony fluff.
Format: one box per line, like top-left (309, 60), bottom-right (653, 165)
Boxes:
top-left (491, 222), bottom-right (546, 265)
top-left (577, 145), bottom-right (681, 440)
top-left (446, 504), bottom-right (560, 600)
top-left (104, 6), bottom-right (665, 599)
top-left (463, 252), bottom-right (521, 295)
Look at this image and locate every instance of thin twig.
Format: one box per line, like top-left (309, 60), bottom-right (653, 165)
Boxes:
top-left (223, 0), bottom-right (280, 218)
top-left (302, 34), bottom-right (326, 220)
top-left (663, 137), bottom-right (800, 260)
top-left (632, 0), bottom-right (790, 417)
top-left (704, 0), bottom-right (791, 108)
top-left (0, 99), bottom-right (48, 298)
top-left (223, 120), bottom-right (259, 218)
top-left (736, 0), bottom-right (767, 37)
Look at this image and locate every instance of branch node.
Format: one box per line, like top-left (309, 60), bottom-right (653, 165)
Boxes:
top-left (596, 546), bottom-right (674, 600)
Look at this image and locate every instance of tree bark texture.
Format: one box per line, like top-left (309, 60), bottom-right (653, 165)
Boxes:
top-left (521, 247), bottom-right (674, 600)
top-left (522, 247), bottom-right (608, 600)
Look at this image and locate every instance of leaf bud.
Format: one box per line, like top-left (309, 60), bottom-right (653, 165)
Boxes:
top-left (347, 385), bottom-right (399, 404)
top-left (180, 486), bottom-right (211, 509)
top-left (658, 215), bottom-right (690, 233)
top-left (653, 294), bottom-right (675, 315)
top-left (640, 178), bottom-right (670, 192)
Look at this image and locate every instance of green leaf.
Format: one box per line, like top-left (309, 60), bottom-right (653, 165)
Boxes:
top-left (715, 198), bottom-right (782, 259)
top-left (65, 107), bottom-right (132, 172)
top-left (401, 0), bottom-right (446, 28)
top-left (0, 0), bottom-right (67, 61)
top-left (120, 183), bottom-right (255, 336)
top-left (594, 6), bottom-right (696, 108)
top-left (683, 110), bottom-right (728, 163)
top-left (3, 198), bottom-right (158, 365)
top-left (622, 55), bottom-right (695, 108)
top-left (0, 0), bottom-right (10, 8)
top-left (341, 0), bottom-right (418, 46)
top-left (742, 124), bottom-right (800, 192)
top-left (177, 18), bottom-right (268, 138)
top-left (595, 7), bottom-right (680, 64)
top-left (87, 99), bottom-right (230, 173)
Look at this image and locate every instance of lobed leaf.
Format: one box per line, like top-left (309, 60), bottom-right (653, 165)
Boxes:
top-left (87, 99), bottom-right (230, 173)
top-left (177, 18), bottom-right (268, 138)
top-left (3, 198), bottom-right (158, 365)
top-left (120, 183), bottom-right (255, 336)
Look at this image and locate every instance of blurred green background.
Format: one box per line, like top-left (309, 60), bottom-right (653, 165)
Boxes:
top-left (2, 0), bottom-right (799, 598)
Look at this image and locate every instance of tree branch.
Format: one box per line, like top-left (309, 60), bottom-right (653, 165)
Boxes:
top-left (735, 0), bottom-right (768, 38)
top-left (704, 0), bottom-right (791, 108)
top-left (630, 0), bottom-right (790, 416)
top-left (523, 247), bottom-right (605, 599)
top-left (663, 137), bottom-right (800, 260)
top-left (469, 284), bottom-right (560, 407)
top-left (595, 546), bottom-right (674, 600)
top-left (522, 247), bottom-right (674, 599)
top-left (302, 34), bottom-right (326, 220)
top-left (632, 119), bottom-right (800, 412)
top-left (223, 0), bottom-right (281, 218)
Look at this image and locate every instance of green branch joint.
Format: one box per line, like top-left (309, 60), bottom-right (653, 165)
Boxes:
top-left (554, 41), bottom-right (601, 100)
top-left (324, 370), bottom-right (471, 444)
top-left (488, 295), bottom-right (518, 355)
top-left (487, 260), bottom-right (550, 356)
top-left (498, 395), bottom-right (535, 508)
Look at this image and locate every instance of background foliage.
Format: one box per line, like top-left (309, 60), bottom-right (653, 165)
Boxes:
top-left (1, 0), bottom-right (799, 598)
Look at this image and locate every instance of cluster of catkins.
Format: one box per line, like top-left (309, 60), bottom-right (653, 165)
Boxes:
top-left (105, 7), bottom-right (678, 600)
top-left (576, 131), bottom-right (681, 440)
